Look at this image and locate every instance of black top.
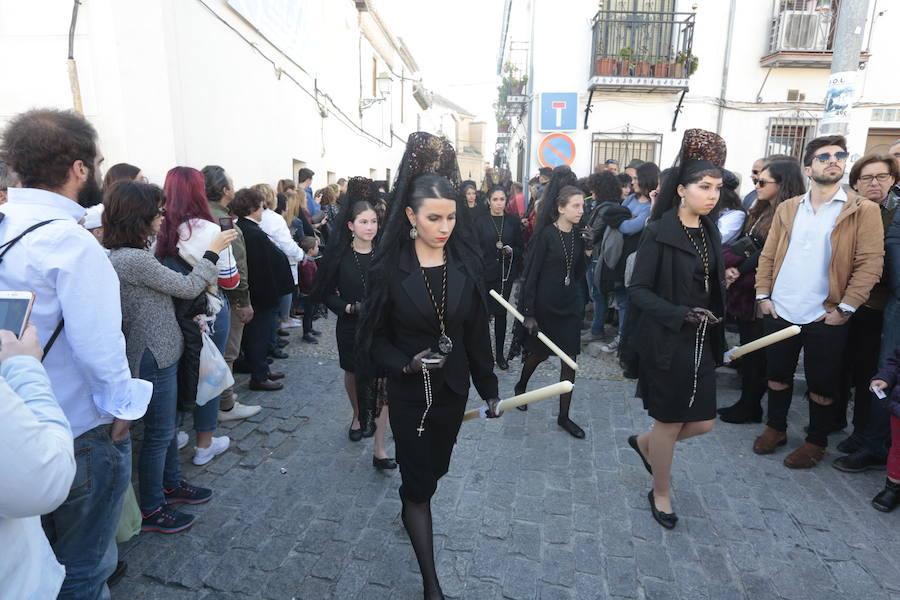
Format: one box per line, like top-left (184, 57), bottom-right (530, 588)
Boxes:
top-left (474, 212), bottom-right (524, 283)
top-left (628, 209), bottom-right (726, 373)
top-left (325, 249), bottom-right (373, 316)
top-left (372, 243), bottom-right (498, 400)
top-left (466, 203), bottom-right (488, 223)
top-left (522, 224), bottom-right (587, 317)
top-left (237, 217), bottom-right (295, 309)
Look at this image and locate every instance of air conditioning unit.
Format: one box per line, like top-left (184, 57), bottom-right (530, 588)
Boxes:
top-left (786, 89), bottom-right (806, 102)
top-left (777, 11), bottom-right (828, 51)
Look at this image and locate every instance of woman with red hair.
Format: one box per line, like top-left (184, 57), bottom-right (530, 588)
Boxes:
top-left (156, 167), bottom-right (240, 466)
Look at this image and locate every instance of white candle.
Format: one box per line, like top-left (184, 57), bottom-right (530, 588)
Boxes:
top-left (463, 380), bottom-right (574, 422)
top-left (489, 289), bottom-right (579, 371)
top-left (723, 325), bottom-right (801, 363)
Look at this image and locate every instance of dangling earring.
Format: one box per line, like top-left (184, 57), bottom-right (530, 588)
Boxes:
top-left (409, 223), bottom-right (418, 240)
top-left (679, 196), bottom-right (686, 208)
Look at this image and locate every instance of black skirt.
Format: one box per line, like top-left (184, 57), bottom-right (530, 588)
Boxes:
top-left (336, 315), bottom-right (358, 372)
top-left (389, 381), bottom-right (466, 504)
top-left (639, 327), bottom-right (717, 422)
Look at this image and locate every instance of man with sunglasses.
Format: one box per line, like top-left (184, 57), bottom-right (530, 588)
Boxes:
top-left (753, 135), bottom-right (884, 469)
top-left (742, 157), bottom-right (766, 210)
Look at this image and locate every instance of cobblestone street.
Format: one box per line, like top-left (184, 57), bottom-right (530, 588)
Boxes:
top-left (115, 316), bottom-right (900, 600)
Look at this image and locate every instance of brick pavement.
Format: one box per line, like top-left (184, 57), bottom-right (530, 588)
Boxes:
top-left (113, 318), bottom-right (900, 599)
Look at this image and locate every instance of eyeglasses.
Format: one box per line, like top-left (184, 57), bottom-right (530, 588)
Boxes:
top-left (857, 173), bottom-right (894, 184)
top-left (751, 170), bottom-right (760, 176)
top-left (813, 151), bottom-right (849, 163)
top-left (755, 179), bottom-right (776, 188)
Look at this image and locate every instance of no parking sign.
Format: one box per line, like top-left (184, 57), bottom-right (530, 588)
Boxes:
top-left (537, 133), bottom-right (576, 168)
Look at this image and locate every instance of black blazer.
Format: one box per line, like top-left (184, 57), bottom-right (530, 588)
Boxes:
top-left (371, 243), bottom-right (499, 400)
top-left (628, 208), bottom-right (726, 371)
top-left (237, 217), bottom-right (295, 309)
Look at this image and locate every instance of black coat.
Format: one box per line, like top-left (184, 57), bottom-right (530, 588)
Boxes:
top-left (160, 255), bottom-right (209, 413)
top-left (628, 209), bottom-right (726, 373)
top-left (474, 212), bottom-right (524, 285)
top-left (237, 217), bottom-right (295, 309)
top-left (371, 243), bottom-right (499, 401)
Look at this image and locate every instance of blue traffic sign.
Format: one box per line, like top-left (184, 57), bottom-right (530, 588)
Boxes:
top-left (539, 92), bottom-right (578, 132)
top-left (538, 134), bottom-right (576, 168)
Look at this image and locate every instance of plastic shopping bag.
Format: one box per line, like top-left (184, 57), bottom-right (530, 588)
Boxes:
top-left (196, 331), bottom-right (234, 406)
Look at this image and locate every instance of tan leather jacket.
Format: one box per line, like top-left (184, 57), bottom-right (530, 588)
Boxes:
top-left (755, 190), bottom-right (884, 311)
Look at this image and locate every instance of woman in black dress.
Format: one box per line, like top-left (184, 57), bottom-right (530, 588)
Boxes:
top-left (513, 166), bottom-right (589, 439)
top-left (475, 185), bottom-right (524, 370)
top-left (312, 177), bottom-right (396, 470)
top-left (626, 129), bottom-right (727, 529)
top-left (462, 180), bottom-right (487, 222)
top-left (358, 133), bottom-right (502, 600)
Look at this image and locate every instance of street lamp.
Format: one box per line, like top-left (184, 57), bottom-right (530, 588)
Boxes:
top-left (360, 72), bottom-right (392, 112)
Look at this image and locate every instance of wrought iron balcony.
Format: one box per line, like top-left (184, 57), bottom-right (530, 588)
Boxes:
top-left (760, 4), bottom-right (869, 68)
top-left (589, 9), bottom-right (695, 93)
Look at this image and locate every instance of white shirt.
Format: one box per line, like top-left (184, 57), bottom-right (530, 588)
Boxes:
top-left (0, 356), bottom-right (76, 600)
top-left (0, 188), bottom-right (151, 437)
top-left (717, 209), bottom-right (746, 245)
top-left (259, 208), bottom-right (305, 284)
top-left (771, 187), bottom-right (849, 324)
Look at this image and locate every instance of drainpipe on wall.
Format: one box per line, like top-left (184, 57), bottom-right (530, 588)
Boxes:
top-left (67, 0), bottom-right (84, 115)
top-left (715, 0), bottom-right (737, 135)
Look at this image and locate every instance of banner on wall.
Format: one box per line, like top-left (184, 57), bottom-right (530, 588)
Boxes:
top-left (821, 71), bottom-right (858, 133)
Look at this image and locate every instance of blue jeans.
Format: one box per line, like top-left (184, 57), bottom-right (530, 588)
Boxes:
top-left (614, 288), bottom-right (628, 335)
top-left (42, 424), bottom-right (131, 600)
top-left (588, 261), bottom-right (606, 335)
top-left (138, 350), bottom-right (181, 513)
top-left (194, 299), bottom-right (230, 432)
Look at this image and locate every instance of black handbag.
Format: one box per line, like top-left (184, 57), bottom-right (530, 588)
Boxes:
top-left (728, 234), bottom-right (760, 258)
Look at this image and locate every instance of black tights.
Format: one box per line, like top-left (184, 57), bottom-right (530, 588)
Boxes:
top-left (401, 493), bottom-right (443, 599)
top-left (494, 316), bottom-right (507, 358)
top-left (516, 354), bottom-right (577, 421)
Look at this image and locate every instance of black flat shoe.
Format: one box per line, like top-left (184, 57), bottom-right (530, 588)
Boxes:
top-left (648, 490), bottom-right (677, 529)
top-left (718, 407), bottom-right (762, 424)
top-left (348, 428), bottom-right (363, 442)
top-left (496, 356), bottom-right (509, 370)
top-left (558, 417), bottom-right (585, 439)
top-left (836, 436), bottom-right (864, 454)
top-left (373, 456), bottom-right (398, 470)
top-left (514, 383), bottom-right (528, 411)
top-left (310, 329), bottom-right (322, 336)
top-left (628, 435), bottom-right (652, 474)
top-left (872, 478), bottom-right (900, 512)
top-left (276, 328), bottom-right (289, 337)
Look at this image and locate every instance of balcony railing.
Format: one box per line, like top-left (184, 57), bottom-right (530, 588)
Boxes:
top-left (590, 9), bottom-right (695, 92)
top-left (760, 5), bottom-right (869, 68)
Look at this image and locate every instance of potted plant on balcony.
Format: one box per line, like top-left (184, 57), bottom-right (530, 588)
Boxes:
top-left (595, 54), bottom-right (615, 76)
top-left (653, 55), bottom-right (669, 77)
top-left (674, 52), bottom-right (699, 78)
top-left (498, 117), bottom-right (511, 134)
top-left (633, 46), bottom-right (651, 77)
top-left (617, 46), bottom-right (633, 76)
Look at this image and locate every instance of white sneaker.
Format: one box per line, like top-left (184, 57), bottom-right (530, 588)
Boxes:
top-left (600, 337), bottom-right (620, 353)
top-left (177, 431), bottom-right (189, 450)
top-left (192, 436), bottom-right (231, 466)
top-left (280, 319), bottom-right (302, 329)
top-left (218, 401), bottom-right (262, 422)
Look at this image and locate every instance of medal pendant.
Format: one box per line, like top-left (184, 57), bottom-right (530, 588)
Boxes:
top-left (438, 333), bottom-right (453, 354)
top-left (496, 240), bottom-right (504, 249)
top-left (564, 275), bottom-right (570, 286)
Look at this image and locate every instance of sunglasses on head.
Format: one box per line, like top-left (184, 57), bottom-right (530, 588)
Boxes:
top-left (814, 151), bottom-right (849, 163)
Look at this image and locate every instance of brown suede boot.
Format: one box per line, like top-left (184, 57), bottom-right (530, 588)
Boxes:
top-left (783, 442), bottom-right (826, 469)
top-left (753, 427), bottom-right (788, 455)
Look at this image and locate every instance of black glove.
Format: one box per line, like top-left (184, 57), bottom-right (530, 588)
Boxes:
top-left (579, 226), bottom-right (594, 244)
top-left (523, 316), bottom-right (539, 336)
top-left (485, 398), bottom-right (503, 418)
top-left (684, 307), bottom-right (719, 325)
top-left (403, 349), bottom-right (448, 374)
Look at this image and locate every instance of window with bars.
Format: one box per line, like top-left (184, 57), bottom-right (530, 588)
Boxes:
top-left (591, 133), bottom-right (661, 170)
top-left (765, 116), bottom-right (819, 159)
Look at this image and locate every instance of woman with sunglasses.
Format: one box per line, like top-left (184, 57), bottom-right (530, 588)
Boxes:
top-left (718, 159), bottom-right (806, 424)
top-left (105, 181), bottom-right (237, 533)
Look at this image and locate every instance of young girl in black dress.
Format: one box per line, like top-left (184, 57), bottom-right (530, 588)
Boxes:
top-left (312, 177), bottom-right (396, 469)
top-left (626, 129), bottom-right (727, 529)
top-left (358, 133), bottom-right (502, 600)
top-left (513, 166), bottom-right (589, 439)
top-left (475, 185), bottom-right (524, 370)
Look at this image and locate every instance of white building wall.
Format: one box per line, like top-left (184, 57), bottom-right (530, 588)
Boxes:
top-left (0, 0), bottom-right (428, 189)
top-left (504, 0), bottom-right (900, 197)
